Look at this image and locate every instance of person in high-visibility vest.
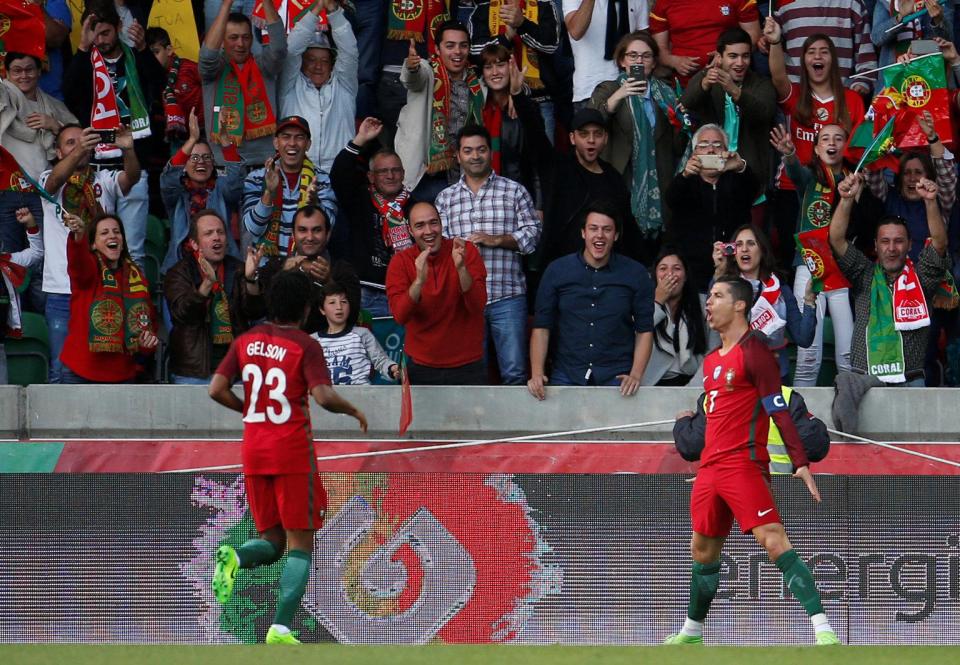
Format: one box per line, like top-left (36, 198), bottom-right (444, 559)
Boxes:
top-left (673, 386), bottom-right (830, 473)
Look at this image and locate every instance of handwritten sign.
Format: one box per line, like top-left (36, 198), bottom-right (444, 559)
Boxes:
top-left (148, 0), bottom-right (200, 62)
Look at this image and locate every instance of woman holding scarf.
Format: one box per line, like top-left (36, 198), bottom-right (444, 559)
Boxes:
top-left (771, 123), bottom-right (856, 386)
top-left (60, 212), bottom-right (159, 384)
top-left (713, 224), bottom-right (816, 381)
top-left (160, 109), bottom-right (244, 273)
top-left (588, 31), bottom-right (689, 260)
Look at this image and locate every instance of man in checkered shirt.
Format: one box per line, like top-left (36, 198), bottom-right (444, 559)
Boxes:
top-left (436, 125), bottom-right (542, 384)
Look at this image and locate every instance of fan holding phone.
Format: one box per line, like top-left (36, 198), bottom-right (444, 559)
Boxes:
top-left (587, 31), bottom-right (691, 246)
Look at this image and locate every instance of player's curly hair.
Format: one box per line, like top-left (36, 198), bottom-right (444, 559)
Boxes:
top-left (268, 270), bottom-right (312, 325)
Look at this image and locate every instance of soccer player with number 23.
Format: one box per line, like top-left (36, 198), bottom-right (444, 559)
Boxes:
top-left (665, 276), bottom-right (839, 646)
top-left (208, 270), bottom-right (367, 645)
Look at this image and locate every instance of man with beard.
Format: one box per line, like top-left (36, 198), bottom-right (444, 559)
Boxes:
top-left (330, 117), bottom-right (414, 318)
top-left (164, 211), bottom-right (265, 384)
top-left (257, 204), bottom-right (360, 336)
top-left (681, 28), bottom-right (777, 201)
top-left (242, 116), bottom-right (338, 259)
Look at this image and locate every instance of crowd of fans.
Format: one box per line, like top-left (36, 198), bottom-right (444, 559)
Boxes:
top-left (1, 0), bottom-right (959, 401)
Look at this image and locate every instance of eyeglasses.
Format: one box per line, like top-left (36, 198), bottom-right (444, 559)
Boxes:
top-left (8, 66), bottom-right (37, 76)
top-left (373, 167), bottom-right (404, 176)
top-left (623, 51), bottom-right (655, 62)
top-left (189, 154), bottom-right (214, 163)
top-left (694, 141), bottom-right (725, 151)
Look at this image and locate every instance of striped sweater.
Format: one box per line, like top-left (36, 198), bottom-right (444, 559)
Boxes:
top-left (775, 0), bottom-right (878, 93)
top-left (311, 326), bottom-right (396, 385)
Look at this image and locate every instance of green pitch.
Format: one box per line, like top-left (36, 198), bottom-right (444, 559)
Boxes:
top-left (5, 645), bottom-right (960, 665)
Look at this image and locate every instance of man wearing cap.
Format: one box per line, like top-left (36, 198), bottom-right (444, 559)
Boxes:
top-left (280, 0), bottom-right (358, 174)
top-left (535, 107), bottom-right (636, 272)
top-left (200, 0), bottom-right (286, 166)
top-left (242, 115), bottom-right (338, 258)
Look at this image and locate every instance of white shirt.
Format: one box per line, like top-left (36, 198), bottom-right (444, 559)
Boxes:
top-left (40, 169), bottom-right (122, 295)
top-left (562, 0), bottom-right (648, 101)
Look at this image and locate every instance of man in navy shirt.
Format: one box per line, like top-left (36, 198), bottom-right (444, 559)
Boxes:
top-left (527, 200), bottom-right (654, 399)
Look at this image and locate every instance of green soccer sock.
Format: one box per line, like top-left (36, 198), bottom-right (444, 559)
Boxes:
top-left (236, 539), bottom-right (282, 569)
top-left (776, 549), bottom-right (825, 616)
top-left (687, 560), bottom-right (722, 622)
top-left (273, 549), bottom-right (312, 628)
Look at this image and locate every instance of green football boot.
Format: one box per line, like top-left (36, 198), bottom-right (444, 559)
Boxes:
top-left (816, 630), bottom-right (841, 645)
top-left (663, 632), bottom-right (704, 645)
top-left (266, 626), bottom-right (301, 645)
top-left (212, 545), bottom-right (239, 604)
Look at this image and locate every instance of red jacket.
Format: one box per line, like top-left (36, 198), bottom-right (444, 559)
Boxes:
top-left (171, 56), bottom-right (204, 127)
top-left (386, 239), bottom-right (486, 368)
top-left (61, 235), bottom-right (157, 382)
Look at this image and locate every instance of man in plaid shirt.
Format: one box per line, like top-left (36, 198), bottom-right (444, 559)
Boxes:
top-left (436, 125), bottom-right (542, 384)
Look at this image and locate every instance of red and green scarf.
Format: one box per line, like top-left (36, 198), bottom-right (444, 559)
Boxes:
top-left (387, 0), bottom-right (450, 51)
top-left (481, 97), bottom-right (504, 175)
top-left (182, 176), bottom-right (217, 220)
top-left (197, 253), bottom-right (234, 345)
top-left (257, 159), bottom-right (317, 256)
top-left (428, 55), bottom-right (484, 174)
top-left (163, 54), bottom-right (188, 141)
top-left (87, 254), bottom-right (155, 354)
top-left (370, 187), bottom-right (413, 252)
top-left (61, 169), bottom-right (102, 221)
top-left (212, 59), bottom-right (276, 146)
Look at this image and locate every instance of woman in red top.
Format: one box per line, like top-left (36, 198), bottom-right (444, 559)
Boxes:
top-left (763, 17), bottom-right (865, 269)
top-left (60, 213), bottom-right (159, 383)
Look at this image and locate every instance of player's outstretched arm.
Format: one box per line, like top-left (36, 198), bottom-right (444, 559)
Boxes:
top-left (311, 384), bottom-right (368, 432)
top-left (209, 373), bottom-right (244, 413)
top-left (793, 465), bottom-right (821, 503)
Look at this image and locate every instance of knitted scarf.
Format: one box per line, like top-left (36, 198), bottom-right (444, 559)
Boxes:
top-left (257, 159), bottom-right (317, 256)
top-left (87, 253), bottom-right (154, 354)
top-left (116, 43), bottom-right (151, 138)
top-left (370, 187), bottom-right (413, 252)
top-left (212, 58), bottom-right (276, 146)
top-left (428, 56), bottom-right (484, 174)
top-left (197, 253), bottom-right (233, 345)
top-left (387, 0), bottom-right (450, 48)
top-left (866, 258), bottom-right (929, 383)
top-left (61, 169), bottom-right (102, 220)
top-left (488, 0), bottom-right (542, 88)
top-left (182, 176), bottom-right (217, 221)
top-left (163, 54), bottom-right (187, 141)
top-left (749, 274), bottom-right (787, 342)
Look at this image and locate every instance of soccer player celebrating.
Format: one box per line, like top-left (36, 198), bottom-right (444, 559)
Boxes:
top-left (665, 276), bottom-right (839, 646)
top-left (208, 270), bottom-right (368, 645)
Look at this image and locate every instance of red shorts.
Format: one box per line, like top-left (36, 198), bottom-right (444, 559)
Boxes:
top-left (244, 473), bottom-right (327, 532)
top-left (690, 462), bottom-right (781, 537)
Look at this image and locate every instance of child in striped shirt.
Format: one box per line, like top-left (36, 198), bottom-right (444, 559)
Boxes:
top-left (312, 283), bottom-right (399, 385)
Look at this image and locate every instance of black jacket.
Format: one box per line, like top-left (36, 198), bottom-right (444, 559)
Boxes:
top-left (672, 388), bottom-right (830, 464)
top-left (258, 254), bottom-right (361, 335)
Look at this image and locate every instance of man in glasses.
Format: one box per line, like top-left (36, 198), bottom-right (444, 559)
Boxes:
top-left (331, 116), bottom-right (414, 317)
top-left (159, 108), bottom-right (245, 273)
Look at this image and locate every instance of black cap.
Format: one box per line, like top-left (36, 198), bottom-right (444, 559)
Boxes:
top-left (569, 108), bottom-right (607, 132)
top-left (275, 115), bottom-right (311, 138)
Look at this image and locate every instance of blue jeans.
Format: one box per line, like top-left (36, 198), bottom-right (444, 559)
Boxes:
top-left (44, 293), bottom-right (70, 384)
top-left (346, 0), bottom-right (386, 119)
top-left (59, 364), bottom-right (90, 384)
top-left (537, 99), bottom-right (556, 146)
top-left (171, 374), bottom-right (210, 385)
top-left (484, 295), bottom-right (528, 385)
top-left (361, 286), bottom-right (391, 319)
top-left (118, 172), bottom-right (148, 267)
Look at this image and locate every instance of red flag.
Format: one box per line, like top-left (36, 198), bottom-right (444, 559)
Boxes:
top-left (253, 0), bottom-right (326, 43)
top-left (0, 145), bottom-right (35, 193)
top-left (90, 47), bottom-right (122, 159)
top-left (0, 1), bottom-right (45, 76)
top-left (398, 358), bottom-right (412, 435)
top-left (795, 227), bottom-right (850, 292)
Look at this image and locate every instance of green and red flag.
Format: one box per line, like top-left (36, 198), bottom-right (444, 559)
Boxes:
top-left (852, 115), bottom-right (897, 173)
top-left (795, 227), bottom-right (850, 293)
top-left (0, 0), bottom-right (45, 77)
top-left (880, 52), bottom-right (953, 149)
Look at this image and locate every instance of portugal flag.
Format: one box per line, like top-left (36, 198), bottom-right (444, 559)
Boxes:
top-left (880, 52), bottom-right (952, 149)
top-left (795, 227), bottom-right (850, 293)
top-left (0, 0), bottom-right (45, 75)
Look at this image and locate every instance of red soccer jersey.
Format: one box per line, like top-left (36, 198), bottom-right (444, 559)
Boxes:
top-left (776, 83), bottom-right (865, 189)
top-left (649, 0), bottom-right (759, 77)
top-left (216, 323), bottom-right (331, 474)
top-left (700, 331), bottom-right (809, 469)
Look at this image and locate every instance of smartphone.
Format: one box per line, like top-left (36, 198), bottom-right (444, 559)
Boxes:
top-left (628, 64), bottom-right (646, 82)
top-left (911, 39), bottom-right (939, 56)
top-left (699, 154), bottom-right (726, 170)
top-left (97, 129), bottom-right (116, 144)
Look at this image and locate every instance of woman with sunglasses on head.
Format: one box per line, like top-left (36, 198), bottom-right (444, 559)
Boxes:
top-left (770, 123), bottom-right (855, 386)
top-left (160, 108), bottom-right (245, 273)
top-left (589, 31), bottom-right (689, 259)
top-left (714, 224), bottom-right (817, 381)
top-left (763, 20), bottom-right (864, 269)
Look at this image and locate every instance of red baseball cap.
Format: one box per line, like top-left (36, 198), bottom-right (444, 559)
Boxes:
top-left (275, 115), bottom-right (311, 138)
